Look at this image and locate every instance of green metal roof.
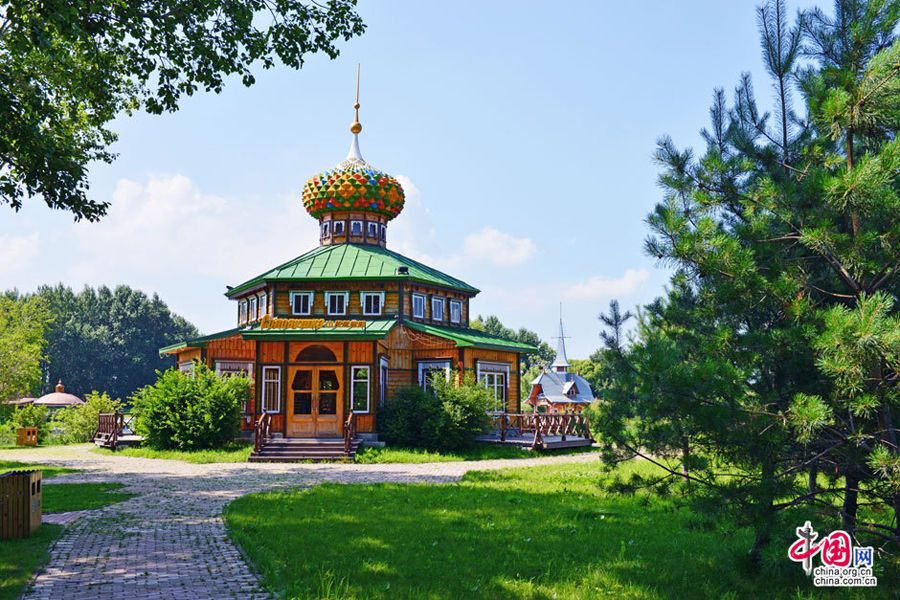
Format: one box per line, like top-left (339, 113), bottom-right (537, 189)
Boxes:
top-left (226, 244), bottom-right (479, 297)
top-left (403, 321), bottom-right (539, 353)
top-left (159, 327), bottom-right (244, 355)
top-left (241, 319), bottom-right (397, 341)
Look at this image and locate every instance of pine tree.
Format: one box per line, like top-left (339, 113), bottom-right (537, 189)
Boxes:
top-left (590, 0), bottom-right (900, 562)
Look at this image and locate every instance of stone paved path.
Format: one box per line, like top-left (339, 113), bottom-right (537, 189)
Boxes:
top-left (1, 445), bottom-right (598, 599)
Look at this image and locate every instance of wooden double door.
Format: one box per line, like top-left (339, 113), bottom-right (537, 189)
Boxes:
top-left (286, 366), bottom-right (343, 437)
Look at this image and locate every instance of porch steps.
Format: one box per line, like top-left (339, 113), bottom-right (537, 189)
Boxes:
top-left (249, 437), bottom-right (360, 462)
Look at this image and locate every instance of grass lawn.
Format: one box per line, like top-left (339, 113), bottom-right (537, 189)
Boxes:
top-left (225, 460), bottom-right (896, 599)
top-left (42, 483), bottom-right (134, 512)
top-left (0, 460), bottom-right (77, 478)
top-left (0, 462), bottom-right (135, 600)
top-left (92, 441), bottom-right (253, 463)
top-left (354, 443), bottom-right (599, 464)
top-left (0, 524), bottom-right (62, 600)
top-left (90, 441), bottom-right (596, 464)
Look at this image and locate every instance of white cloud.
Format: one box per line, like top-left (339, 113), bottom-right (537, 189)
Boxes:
top-left (463, 227), bottom-right (536, 266)
top-left (564, 268), bottom-right (649, 300)
top-left (0, 233), bottom-right (39, 275)
top-left (67, 174), bottom-right (317, 283)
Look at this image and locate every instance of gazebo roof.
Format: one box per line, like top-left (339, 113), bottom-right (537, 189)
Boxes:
top-left (34, 381), bottom-right (84, 407)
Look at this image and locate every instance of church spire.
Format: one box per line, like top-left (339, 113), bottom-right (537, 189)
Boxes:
top-left (347, 64), bottom-right (363, 161)
top-left (550, 306), bottom-right (570, 372)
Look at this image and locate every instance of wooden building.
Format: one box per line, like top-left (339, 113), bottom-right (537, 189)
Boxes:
top-left (526, 319), bottom-right (594, 413)
top-left (160, 98), bottom-right (536, 457)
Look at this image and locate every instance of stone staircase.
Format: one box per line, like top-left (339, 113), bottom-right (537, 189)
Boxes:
top-left (249, 437), bottom-right (360, 462)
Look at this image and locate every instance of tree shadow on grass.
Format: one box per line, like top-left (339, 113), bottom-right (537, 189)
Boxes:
top-left (224, 474), bottom-right (851, 600)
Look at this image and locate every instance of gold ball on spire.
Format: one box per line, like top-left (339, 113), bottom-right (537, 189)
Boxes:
top-left (350, 121), bottom-right (362, 134)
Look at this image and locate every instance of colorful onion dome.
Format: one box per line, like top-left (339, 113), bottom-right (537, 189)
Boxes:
top-left (302, 149), bottom-right (405, 221)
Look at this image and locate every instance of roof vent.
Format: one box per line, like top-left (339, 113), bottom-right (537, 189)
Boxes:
top-left (396, 266), bottom-right (409, 275)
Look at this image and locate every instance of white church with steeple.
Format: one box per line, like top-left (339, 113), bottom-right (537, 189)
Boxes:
top-left (525, 317), bottom-right (595, 413)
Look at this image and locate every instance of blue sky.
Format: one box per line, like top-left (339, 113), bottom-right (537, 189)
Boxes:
top-left (0, 0), bottom-right (821, 358)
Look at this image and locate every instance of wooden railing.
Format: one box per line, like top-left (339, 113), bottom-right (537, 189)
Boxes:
top-left (488, 412), bottom-right (593, 449)
top-left (343, 411), bottom-right (357, 456)
top-left (253, 413), bottom-right (272, 454)
top-left (93, 412), bottom-right (135, 450)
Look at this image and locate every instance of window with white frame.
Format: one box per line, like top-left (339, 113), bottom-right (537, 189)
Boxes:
top-left (326, 292), bottom-right (348, 316)
top-left (258, 292), bottom-right (268, 319)
top-left (412, 294), bottom-right (426, 319)
top-left (380, 224), bottom-right (386, 241)
top-left (239, 300), bottom-right (248, 324)
top-left (262, 366), bottom-right (281, 413)
top-left (367, 221), bottom-right (378, 238)
top-left (350, 366), bottom-right (370, 413)
top-left (321, 222), bottom-right (331, 238)
top-left (477, 362), bottom-right (510, 412)
top-left (450, 300), bottom-right (462, 324)
top-left (179, 361), bottom-right (195, 374)
top-left (418, 360), bottom-right (451, 392)
top-left (351, 220), bottom-right (363, 236)
top-left (290, 292), bottom-right (313, 316)
top-left (249, 296), bottom-right (258, 322)
top-left (379, 357), bottom-right (389, 407)
top-left (431, 297), bottom-right (445, 321)
top-left (333, 220), bottom-right (345, 236)
top-left (361, 292), bottom-right (384, 316)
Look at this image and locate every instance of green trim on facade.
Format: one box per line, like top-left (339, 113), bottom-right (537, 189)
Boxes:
top-left (226, 244), bottom-right (479, 297)
top-left (240, 319), bottom-right (398, 341)
top-left (159, 327), bottom-right (245, 356)
top-left (403, 321), bottom-right (539, 353)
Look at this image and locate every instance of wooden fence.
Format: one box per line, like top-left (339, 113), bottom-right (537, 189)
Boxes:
top-left (488, 412), bottom-right (593, 449)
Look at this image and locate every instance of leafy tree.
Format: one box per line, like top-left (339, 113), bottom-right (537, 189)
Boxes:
top-left (12, 403), bottom-right (50, 442)
top-left (591, 0), bottom-right (900, 562)
top-left (132, 362), bottom-right (248, 450)
top-left (31, 284), bottom-right (199, 402)
top-left (53, 391), bottom-right (123, 443)
top-left (0, 1), bottom-right (365, 220)
top-left (470, 314), bottom-right (555, 369)
top-left (0, 293), bottom-right (51, 404)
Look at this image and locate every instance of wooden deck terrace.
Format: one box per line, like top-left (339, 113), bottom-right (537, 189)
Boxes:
top-left (481, 413), bottom-right (594, 450)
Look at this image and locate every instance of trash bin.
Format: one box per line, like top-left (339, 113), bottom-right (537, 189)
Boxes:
top-left (0, 470), bottom-right (42, 538)
top-left (15, 427), bottom-right (38, 446)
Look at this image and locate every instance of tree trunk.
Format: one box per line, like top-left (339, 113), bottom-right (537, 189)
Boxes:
top-left (749, 461), bottom-right (776, 567)
top-left (808, 459), bottom-right (818, 494)
top-left (842, 473), bottom-right (859, 532)
top-left (847, 130), bottom-right (861, 236)
top-left (681, 435), bottom-right (690, 482)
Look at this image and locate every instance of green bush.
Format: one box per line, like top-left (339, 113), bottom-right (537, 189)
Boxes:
top-left (12, 404), bottom-right (50, 442)
top-left (52, 391), bottom-right (123, 443)
top-left (378, 372), bottom-right (491, 452)
top-left (131, 362), bottom-right (249, 451)
top-left (377, 385), bottom-right (443, 449)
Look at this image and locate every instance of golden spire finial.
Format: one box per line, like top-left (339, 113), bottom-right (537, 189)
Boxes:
top-left (350, 64), bottom-right (362, 134)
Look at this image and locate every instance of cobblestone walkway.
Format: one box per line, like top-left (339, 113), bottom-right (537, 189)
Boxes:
top-left (1, 445), bottom-right (598, 599)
